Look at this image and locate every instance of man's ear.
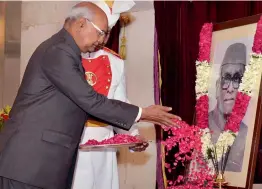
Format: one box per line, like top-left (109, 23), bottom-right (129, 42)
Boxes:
top-left (77, 17), bottom-right (86, 29)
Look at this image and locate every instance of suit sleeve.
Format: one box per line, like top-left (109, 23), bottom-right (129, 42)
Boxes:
top-left (112, 61), bottom-right (139, 136)
top-left (41, 46), bottom-right (139, 130)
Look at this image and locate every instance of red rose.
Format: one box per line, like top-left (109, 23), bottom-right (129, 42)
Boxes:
top-left (1, 114), bottom-right (9, 121)
top-left (225, 92), bottom-right (251, 132)
top-left (195, 95), bottom-right (209, 129)
top-left (252, 16), bottom-right (262, 53)
top-left (2, 114), bottom-right (9, 121)
top-left (198, 23), bottom-right (213, 62)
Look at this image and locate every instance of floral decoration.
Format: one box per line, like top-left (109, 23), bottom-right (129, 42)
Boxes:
top-left (161, 16), bottom-right (262, 188)
top-left (0, 105), bottom-right (11, 131)
top-left (198, 17), bottom-right (262, 164)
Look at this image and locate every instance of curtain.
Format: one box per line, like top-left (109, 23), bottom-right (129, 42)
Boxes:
top-left (154, 1), bottom-right (262, 188)
top-left (105, 20), bottom-right (121, 53)
top-left (154, 27), bottom-right (165, 189)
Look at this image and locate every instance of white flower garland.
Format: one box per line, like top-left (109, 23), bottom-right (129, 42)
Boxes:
top-left (239, 54), bottom-right (262, 94)
top-left (197, 53), bottom-right (262, 165)
top-left (195, 61), bottom-right (211, 99)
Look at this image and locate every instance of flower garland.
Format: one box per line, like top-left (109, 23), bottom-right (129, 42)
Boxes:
top-left (161, 16), bottom-right (262, 188)
top-left (196, 18), bottom-right (262, 164)
top-left (0, 105), bottom-right (11, 131)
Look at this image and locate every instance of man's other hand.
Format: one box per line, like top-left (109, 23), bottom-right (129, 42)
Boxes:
top-left (140, 105), bottom-right (180, 127)
top-left (129, 135), bottom-right (149, 152)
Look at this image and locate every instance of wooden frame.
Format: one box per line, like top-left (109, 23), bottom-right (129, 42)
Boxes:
top-left (210, 14), bottom-right (262, 189)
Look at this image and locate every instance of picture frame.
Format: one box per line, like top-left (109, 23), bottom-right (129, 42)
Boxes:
top-left (209, 14), bottom-right (262, 189)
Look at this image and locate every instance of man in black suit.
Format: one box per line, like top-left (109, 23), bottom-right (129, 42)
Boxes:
top-left (0, 2), bottom-right (178, 189)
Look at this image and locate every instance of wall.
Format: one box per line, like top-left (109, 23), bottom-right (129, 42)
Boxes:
top-left (0, 1), bottom-right (22, 107)
top-left (3, 2), bottom-right (21, 107)
top-left (21, 1), bottom-right (76, 79)
top-left (117, 9), bottom-right (156, 189)
top-left (0, 2), bottom-right (5, 108)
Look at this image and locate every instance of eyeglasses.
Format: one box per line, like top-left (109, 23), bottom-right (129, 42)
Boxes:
top-left (84, 17), bottom-right (109, 37)
top-left (221, 73), bottom-right (243, 90)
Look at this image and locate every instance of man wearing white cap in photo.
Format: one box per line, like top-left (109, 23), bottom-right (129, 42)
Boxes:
top-left (71, 1), bottom-right (148, 189)
top-left (209, 43), bottom-right (248, 172)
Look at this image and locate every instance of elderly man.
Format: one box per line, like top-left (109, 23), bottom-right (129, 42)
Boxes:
top-left (71, 1), bottom-right (147, 189)
top-left (0, 2), bottom-right (178, 189)
top-left (209, 43), bottom-right (248, 172)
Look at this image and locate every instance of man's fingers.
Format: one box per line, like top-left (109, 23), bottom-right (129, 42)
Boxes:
top-left (154, 105), bottom-right (172, 112)
top-left (161, 112), bottom-right (178, 119)
top-left (161, 106), bottom-right (172, 112)
top-left (154, 119), bottom-right (174, 127)
top-left (148, 121), bottom-right (162, 125)
top-left (175, 116), bottom-right (182, 120)
top-left (163, 118), bottom-right (176, 126)
top-left (130, 142), bottom-right (149, 152)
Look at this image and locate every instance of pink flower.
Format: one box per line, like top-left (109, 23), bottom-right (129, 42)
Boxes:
top-left (161, 119), bottom-right (214, 187)
top-left (224, 92), bottom-right (250, 132)
top-left (81, 134), bottom-right (143, 146)
top-left (195, 95), bottom-right (209, 129)
top-left (198, 23), bottom-right (213, 62)
top-left (252, 16), bottom-right (262, 54)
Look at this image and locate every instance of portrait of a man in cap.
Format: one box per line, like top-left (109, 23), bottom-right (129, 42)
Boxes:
top-left (209, 42), bottom-right (248, 172)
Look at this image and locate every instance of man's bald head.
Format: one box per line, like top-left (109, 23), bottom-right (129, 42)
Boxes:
top-left (67, 2), bottom-right (107, 24)
top-left (64, 2), bottom-right (109, 53)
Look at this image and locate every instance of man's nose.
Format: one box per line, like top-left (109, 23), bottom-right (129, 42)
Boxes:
top-left (227, 81), bottom-right (235, 93)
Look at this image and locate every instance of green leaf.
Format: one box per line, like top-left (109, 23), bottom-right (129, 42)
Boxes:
top-left (229, 131), bottom-right (236, 138)
top-left (3, 105), bottom-right (11, 114)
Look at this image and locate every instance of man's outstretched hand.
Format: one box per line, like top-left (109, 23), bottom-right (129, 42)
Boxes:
top-left (140, 105), bottom-right (181, 127)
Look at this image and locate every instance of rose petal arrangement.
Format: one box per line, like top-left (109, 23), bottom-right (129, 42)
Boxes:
top-left (82, 134), bottom-right (143, 146)
top-left (161, 16), bottom-right (262, 188)
top-left (162, 120), bottom-right (214, 188)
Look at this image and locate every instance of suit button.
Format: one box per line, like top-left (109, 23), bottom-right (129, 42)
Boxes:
top-left (108, 72), bottom-right (111, 75)
top-left (108, 79), bottom-right (111, 82)
top-left (103, 56), bottom-right (105, 59)
top-left (88, 60), bottom-right (91, 62)
top-left (106, 86), bottom-right (109, 89)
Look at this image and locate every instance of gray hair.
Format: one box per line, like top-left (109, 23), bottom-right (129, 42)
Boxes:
top-left (66, 6), bottom-right (93, 21)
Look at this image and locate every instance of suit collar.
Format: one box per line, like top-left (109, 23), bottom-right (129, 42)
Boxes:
top-left (58, 29), bottom-right (84, 73)
top-left (60, 28), bottom-right (81, 56)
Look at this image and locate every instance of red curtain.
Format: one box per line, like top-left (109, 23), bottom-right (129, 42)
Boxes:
top-left (154, 1), bottom-right (262, 187)
top-left (105, 20), bottom-right (121, 53)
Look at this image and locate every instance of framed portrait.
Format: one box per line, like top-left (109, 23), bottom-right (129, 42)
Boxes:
top-left (208, 14), bottom-right (262, 189)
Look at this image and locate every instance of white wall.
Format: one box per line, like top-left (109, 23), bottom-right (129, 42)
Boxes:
top-left (118, 9), bottom-right (156, 189)
top-left (1, 2), bottom-right (21, 107)
top-left (3, 57), bottom-right (20, 106)
top-left (20, 1), bottom-right (76, 79)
